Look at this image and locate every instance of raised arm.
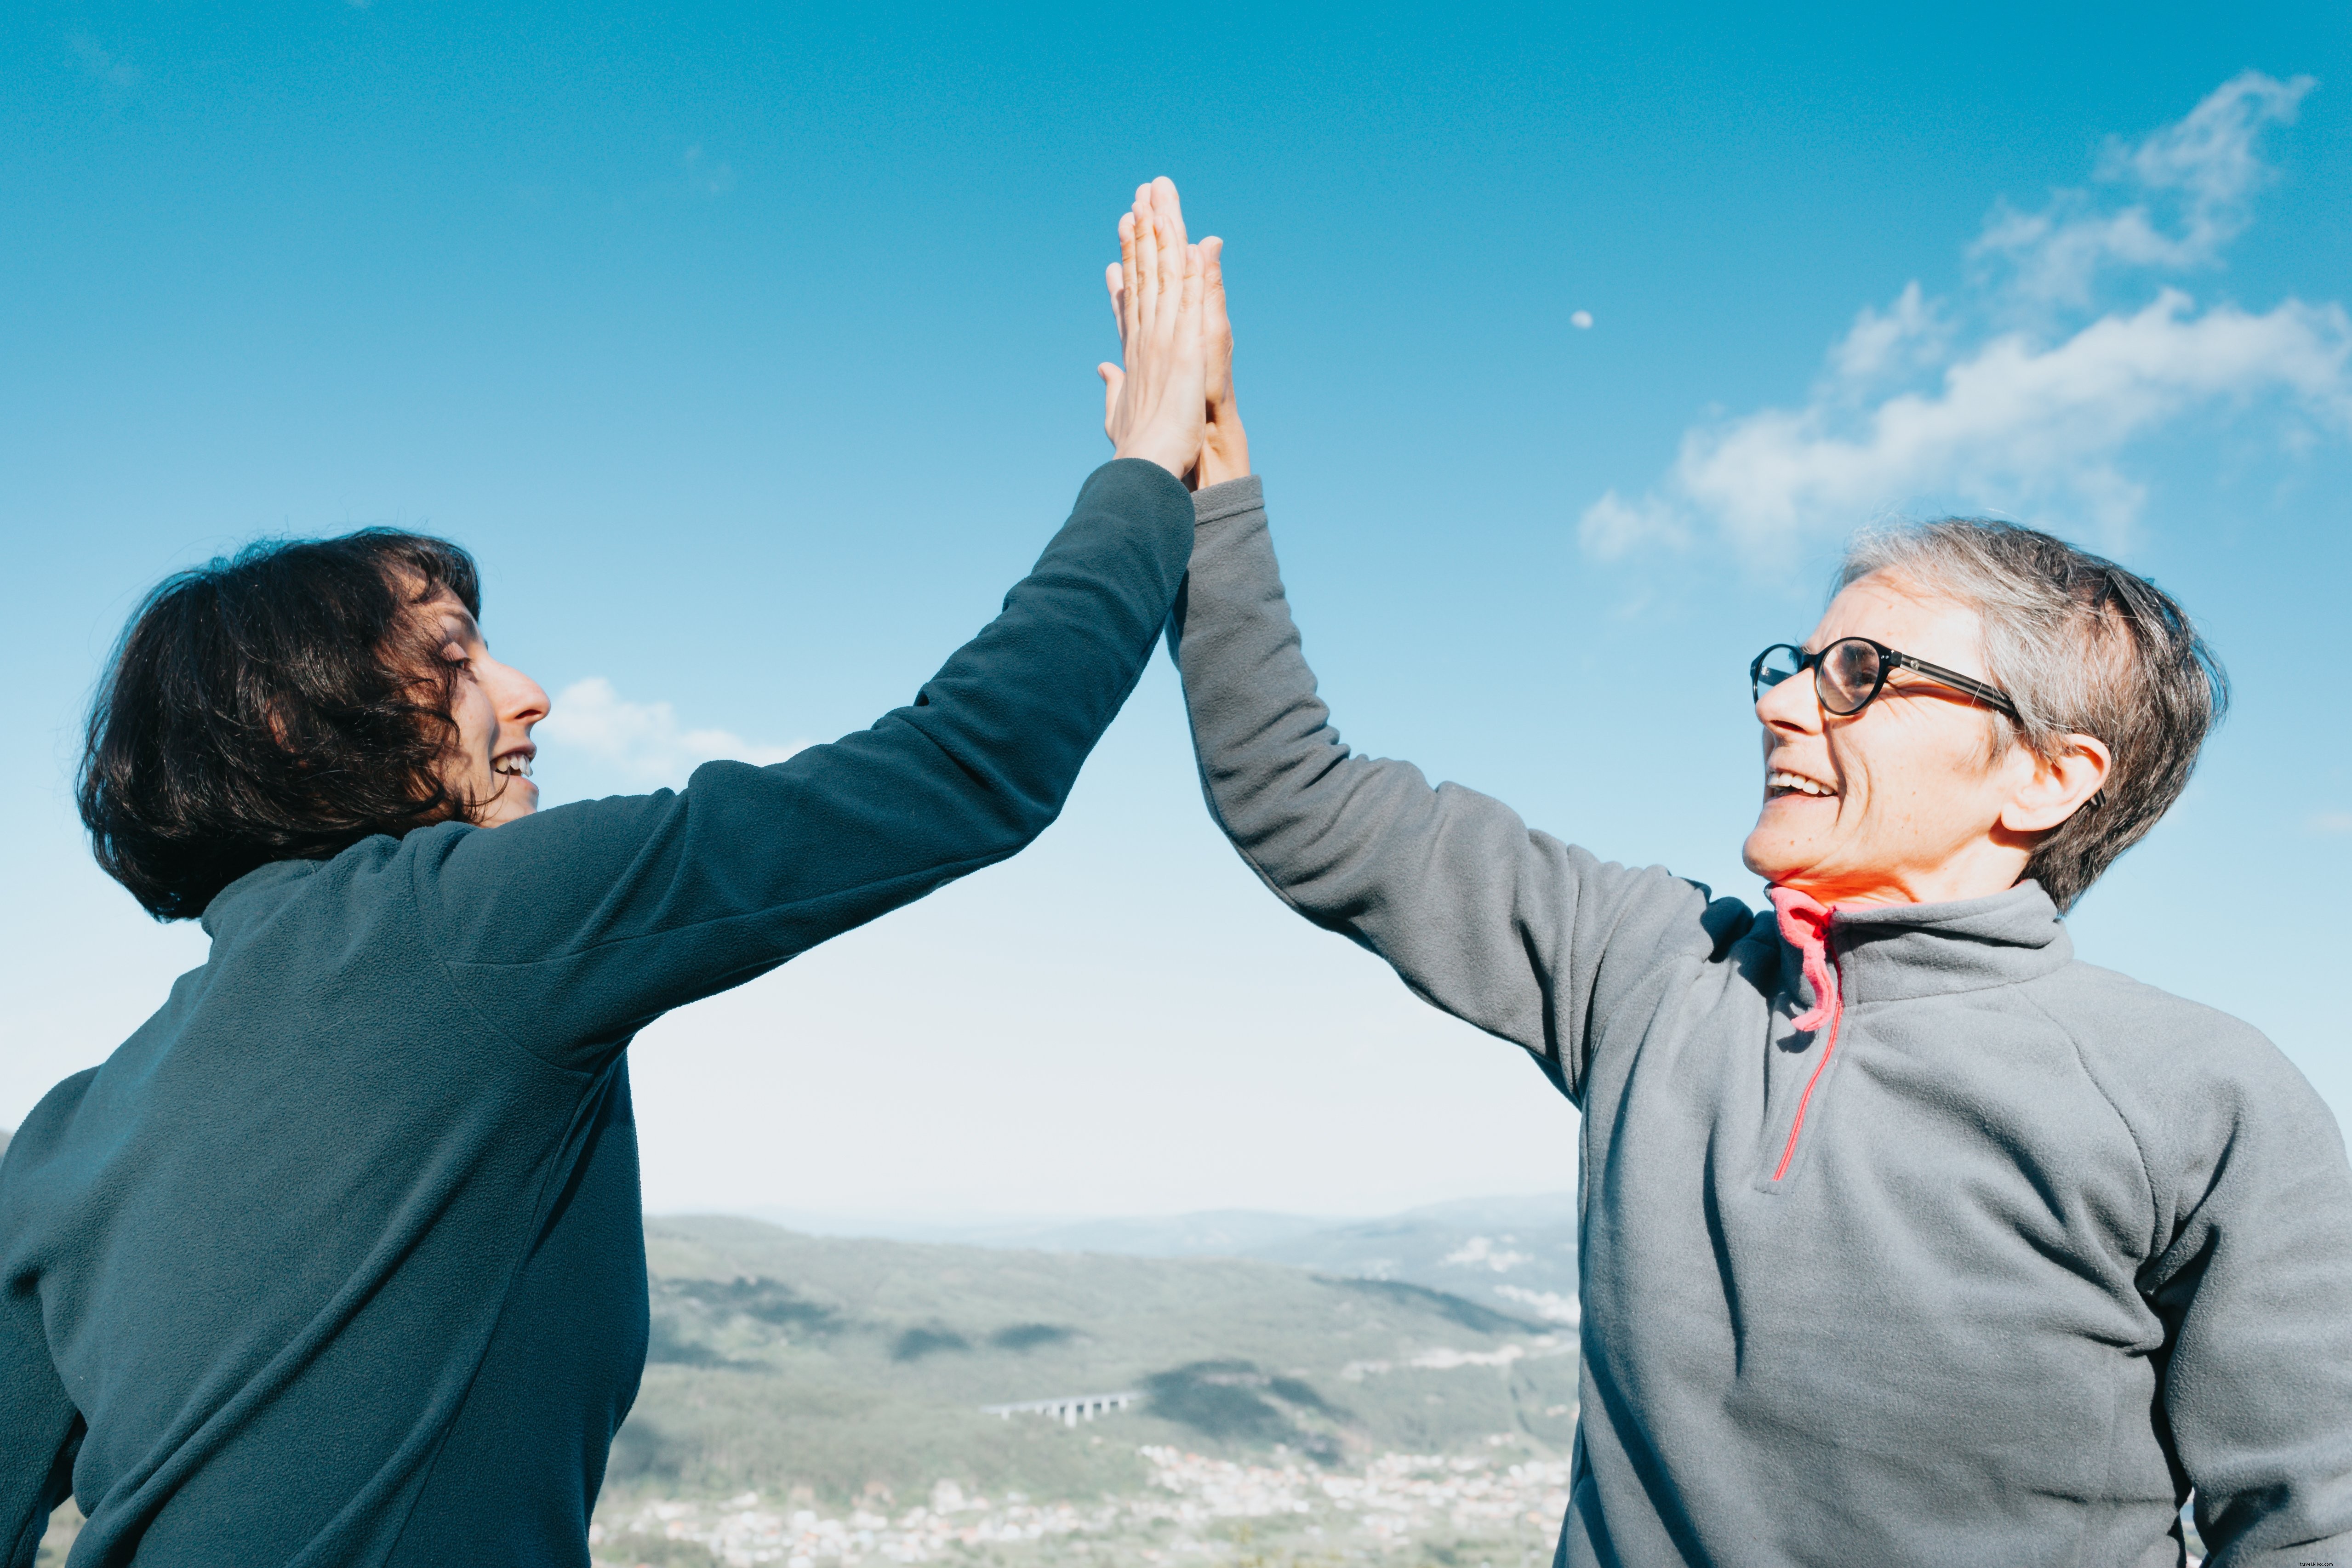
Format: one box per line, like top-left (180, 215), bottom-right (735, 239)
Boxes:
top-left (415, 182), bottom-right (1214, 1070)
top-left (419, 458), bottom-right (1193, 1069)
top-left (1168, 474), bottom-right (1733, 1102)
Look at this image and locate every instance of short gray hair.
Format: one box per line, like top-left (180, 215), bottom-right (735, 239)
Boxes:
top-left (1838, 519), bottom-right (2227, 912)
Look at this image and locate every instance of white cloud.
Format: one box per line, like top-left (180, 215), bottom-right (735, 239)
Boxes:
top-left (1581, 73), bottom-right (2347, 561)
top-left (1973, 71), bottom-right (2313, 306)
top-left (1826, 280), bottom-right (1948, 386)
top-left (537, 677), bottom-right (805, 789)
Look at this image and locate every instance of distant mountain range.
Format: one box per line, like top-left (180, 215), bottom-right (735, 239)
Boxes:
top-left (618, 1214), bottom-right (1580, 1510)
top-left (738, 1192), bottom-right (1581, 1328)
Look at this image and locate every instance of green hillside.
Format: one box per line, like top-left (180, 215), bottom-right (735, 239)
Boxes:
top-left (615, 1216), bottom-right (1581, 1509)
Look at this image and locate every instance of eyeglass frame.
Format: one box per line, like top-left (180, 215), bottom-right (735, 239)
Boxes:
top-left (1749, 636), bottom-right (2022, 722)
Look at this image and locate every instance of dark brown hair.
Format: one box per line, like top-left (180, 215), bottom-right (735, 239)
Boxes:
top-left (1841, 519), bottom-right (2228, 911)
top-left (79, 529), bottom-right (483, 920)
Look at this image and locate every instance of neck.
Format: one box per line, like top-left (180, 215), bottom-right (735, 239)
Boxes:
top-left (1778, 843), bottom-right (2031, 908)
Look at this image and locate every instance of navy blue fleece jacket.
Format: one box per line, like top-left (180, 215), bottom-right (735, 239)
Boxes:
top-left (0, 458), bottom-right (1193, 1567)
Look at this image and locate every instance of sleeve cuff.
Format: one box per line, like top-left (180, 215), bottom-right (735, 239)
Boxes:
top-left (1192, 474), bottom-right (1264, 528)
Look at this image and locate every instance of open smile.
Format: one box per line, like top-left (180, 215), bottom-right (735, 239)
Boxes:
top-left (1765, 769), bottom-right (1838, 800)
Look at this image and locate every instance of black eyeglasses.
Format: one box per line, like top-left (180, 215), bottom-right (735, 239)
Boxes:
top-left (1750, 637), bottom-right (2020, 721)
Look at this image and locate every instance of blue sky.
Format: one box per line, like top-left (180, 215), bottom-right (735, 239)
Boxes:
top-left (6, 2), bottom-right (2348, 1219)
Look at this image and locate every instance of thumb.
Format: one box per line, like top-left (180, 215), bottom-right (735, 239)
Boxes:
top-left (1097, 362), bottom-right (1125, 441)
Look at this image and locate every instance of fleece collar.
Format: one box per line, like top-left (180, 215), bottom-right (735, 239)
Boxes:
top-left (198, 858), bottom-right (325, 937)
top-left (1768, 880), bottom-right (2072, 1025)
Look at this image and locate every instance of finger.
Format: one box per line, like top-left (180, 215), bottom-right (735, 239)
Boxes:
top-left (1129, 185), bottom-right (1155, 339)
top-left (1153, 176), bottom-right (1188, 256)
top-left (1202, 235), bottom-right (1227, 335)
top-left (1104, 262), bottom-right (1127, 348)
top-left (1133, 189), bottom-right (1162, 338)
top-left (1180, 239), bottom-right (1205, 327)
top-left (1116, 212), bottom-right (1140, 351)
top-left (1098, 363), bottom-right (1124, 442)
top-left (1150, 208), bottom-right (1182, 346)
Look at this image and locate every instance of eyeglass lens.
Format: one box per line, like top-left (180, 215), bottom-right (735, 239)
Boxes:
top-left (1818, 639), bottom-right (1884, 715)
top-left (1753, 640), bottom-right (1887, 715)
top-left (1753, 645), bottom-right (1804, 693)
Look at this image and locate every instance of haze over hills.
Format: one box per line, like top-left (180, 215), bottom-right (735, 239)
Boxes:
top-left (737, 1192), bottom-right (1581, 1328)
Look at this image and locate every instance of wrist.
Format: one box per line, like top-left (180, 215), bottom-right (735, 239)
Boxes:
top-left (1113, 443), bottom-right (1194, 480)
top-left (1199, 422), bottom-right (1250, 489)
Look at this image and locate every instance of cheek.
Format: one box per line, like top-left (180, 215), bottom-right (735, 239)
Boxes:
top-left (1850, 728), bottom-right (1995, 836)
top-left (448, 685), bottom-right (497, 752)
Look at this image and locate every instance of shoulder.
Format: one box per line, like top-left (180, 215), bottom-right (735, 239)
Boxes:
top-left (1, 1069), bottom-right (101, 1170)
top-left (0, 1067), bottom-right (103, 1258)
top-left (1532, 836), bottom-right (1763, 971)
top-left (2029, 959), bottom-right (2342, 1192)
top-left (2031, 960), bottom-right (2297, 1083)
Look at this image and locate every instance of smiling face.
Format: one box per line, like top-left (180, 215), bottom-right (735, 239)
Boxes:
top-left (1741, 571), bottom-right (2099, 907)
top-left (420, 592), bottom-right (549, 828)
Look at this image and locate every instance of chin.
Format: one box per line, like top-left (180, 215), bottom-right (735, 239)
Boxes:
top-left (1741, 829), bottom-right (1814, 890)
top-left (477, 787), bottom-right (540, 829)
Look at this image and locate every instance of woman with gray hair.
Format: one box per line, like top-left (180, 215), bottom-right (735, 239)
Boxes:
top-left (1148, 232), bottom-right (2352, 1564)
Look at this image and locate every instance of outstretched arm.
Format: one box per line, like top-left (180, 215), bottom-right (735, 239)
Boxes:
top-left (415, 182), bottom-right (1212, 1071)
top-left (1165, 247), bottom-right (1730, 1101)
top-left (1170, 483), bottom-right (1722, 1101)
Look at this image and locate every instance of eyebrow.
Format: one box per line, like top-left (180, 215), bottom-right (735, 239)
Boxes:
top-left (434, 607), bottom-right (486, 648)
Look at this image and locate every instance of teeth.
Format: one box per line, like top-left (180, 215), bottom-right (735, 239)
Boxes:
top-left (496, 757), bottom-right (533, 778)
top-left (1767, 770), bottom-right (1833, 798)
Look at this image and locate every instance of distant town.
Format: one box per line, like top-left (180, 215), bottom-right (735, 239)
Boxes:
top-left (594, 1442), bottom-right (1575, 1566)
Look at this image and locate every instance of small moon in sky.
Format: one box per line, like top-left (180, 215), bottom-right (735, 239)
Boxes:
top-left (1570, 310), bottom-right (1594, 329)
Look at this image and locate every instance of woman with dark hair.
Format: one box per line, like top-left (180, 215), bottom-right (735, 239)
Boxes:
top-left (1, 179), bottom-right (1210, 1567)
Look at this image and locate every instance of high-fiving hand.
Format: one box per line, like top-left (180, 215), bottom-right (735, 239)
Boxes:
top-left (1096, 178), bottom-right (1208, 482)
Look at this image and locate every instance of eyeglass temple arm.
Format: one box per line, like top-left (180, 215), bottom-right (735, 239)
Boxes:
top-left (1889, 650), bottom-right (2019, 718)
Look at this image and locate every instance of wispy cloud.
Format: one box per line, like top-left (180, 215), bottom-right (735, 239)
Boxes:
top-left (537, 677), bottom-right (805, 790)
top-left (67, 34), bottom-right (141, 100)
top-left (1581, 72), bottom-right (2347, 561)
top-left (682, 145), bottom-right (736, 198)
top-left (1973, 72), bottom-right (2314, 306)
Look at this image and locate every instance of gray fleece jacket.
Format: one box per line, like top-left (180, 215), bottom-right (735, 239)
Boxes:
top-left (1169, 476), bottom-right (2352, 1568)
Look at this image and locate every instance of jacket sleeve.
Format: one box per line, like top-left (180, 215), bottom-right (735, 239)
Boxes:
top-left (2141, 1032), bottom-right (2352, 1564)
top-left (1, 1212), bottom-right (80, 1568)
top-left (412, 458), bottom-right (1195, 1070)
top-left (1168, 476), bottom-right (1740, 1104)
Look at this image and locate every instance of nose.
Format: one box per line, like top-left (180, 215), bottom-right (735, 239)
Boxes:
top-left (1755, 668), bottom-right (1822, 736)
top-left (483, 655), bottom-right (550, 732)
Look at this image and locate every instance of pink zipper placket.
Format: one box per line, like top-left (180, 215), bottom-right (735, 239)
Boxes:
top-left (1763, 888), bottom-right (1848, 1185)
top-left (1770, 931), bottom-right (1841, 1182)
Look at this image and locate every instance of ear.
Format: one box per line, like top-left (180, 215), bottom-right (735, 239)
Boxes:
top-left (1999, 733), bottom-right (2112, 835)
